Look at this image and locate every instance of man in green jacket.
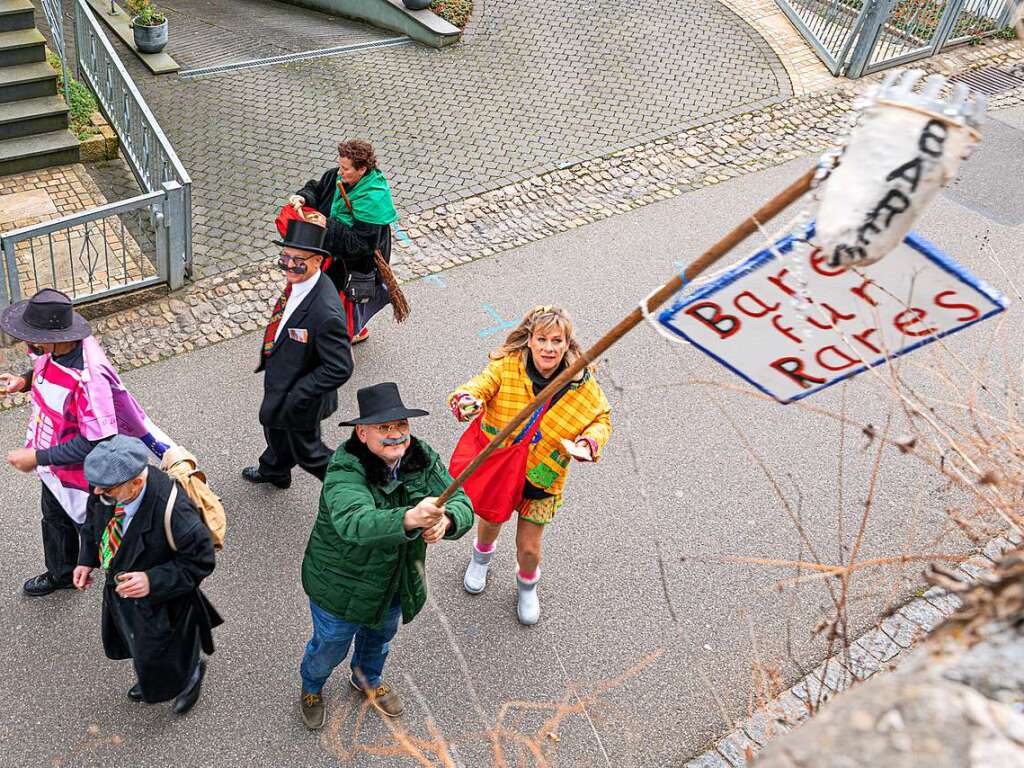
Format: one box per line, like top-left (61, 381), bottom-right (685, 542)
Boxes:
top-left (299, 382), bottom-right (474, 729)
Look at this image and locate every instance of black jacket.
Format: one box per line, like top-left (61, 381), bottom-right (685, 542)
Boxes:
top-left (78, 469), bottom-right (223, 703)
top-left (256, 272), bottom-right (353, 431)
top-left (296, 168), bottom-right (393, 291)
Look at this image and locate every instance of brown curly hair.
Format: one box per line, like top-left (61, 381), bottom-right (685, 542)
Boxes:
top-left (337, 139), bottom-right (378, 172)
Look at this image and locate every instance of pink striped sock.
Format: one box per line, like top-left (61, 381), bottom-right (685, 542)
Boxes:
top-left (518, 567), bottom-right (538, 582)
top-left (475, 540), bottom-right (495, 554)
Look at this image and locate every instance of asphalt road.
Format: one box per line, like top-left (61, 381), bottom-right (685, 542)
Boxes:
top-left (0, 125), bottom-right (1020, 767)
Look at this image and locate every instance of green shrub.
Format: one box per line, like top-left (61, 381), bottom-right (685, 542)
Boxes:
top-left (47, 51), bottom-right (99, 140)
top-left (430, 0), bottom-right (472, 28)
top-left (125, 0), bottom-right (165, 26)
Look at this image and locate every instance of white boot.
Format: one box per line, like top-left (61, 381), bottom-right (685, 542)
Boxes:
top-left (516, 568), bottom-right (541, 625)
top-left (463, 541), bottom-right (494, 594)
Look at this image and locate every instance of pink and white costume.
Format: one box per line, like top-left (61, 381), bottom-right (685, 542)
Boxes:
top-left (26, 337), bottom-right (173, 524)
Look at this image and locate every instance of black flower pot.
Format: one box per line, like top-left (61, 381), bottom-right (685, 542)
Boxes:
top-left (402, 0), bottom-right (432, 9)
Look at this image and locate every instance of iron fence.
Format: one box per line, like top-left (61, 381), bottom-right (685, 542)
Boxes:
top-left (776, 0), bottom-right (1016, 76)
top-left (38, 0), bottom-right (71, 106)
top-left (0, 183), bottom-right (185, 309)
top-left (72, 0), bottom-right (193, 276)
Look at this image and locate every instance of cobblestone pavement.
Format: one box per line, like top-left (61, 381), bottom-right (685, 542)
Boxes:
top-left (45, 0), bottom-right (790, 277)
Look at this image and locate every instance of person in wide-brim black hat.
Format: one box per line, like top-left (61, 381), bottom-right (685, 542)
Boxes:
top-left (1, 289), bottom-right (171, 600)
top-left (294, 382), bottom-right (474, 730)
top-left (339, 381), bottom-right (428, 426)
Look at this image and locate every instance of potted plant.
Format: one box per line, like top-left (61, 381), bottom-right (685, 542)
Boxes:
top-left (125, 0), bottom-right (168, 54)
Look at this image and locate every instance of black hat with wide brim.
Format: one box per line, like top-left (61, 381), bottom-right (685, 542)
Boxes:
top-left (340, 382), bottom-right (429, 426)
top-left (272, 217), bottom-right (330, 257)
top-left (0, 288), bottom-right (91, 343)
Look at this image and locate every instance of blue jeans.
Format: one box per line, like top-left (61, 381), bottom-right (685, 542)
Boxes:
top-left (299, 598), bottom-right (402, 694)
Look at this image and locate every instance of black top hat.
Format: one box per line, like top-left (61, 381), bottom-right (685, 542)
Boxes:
top-left (273, 218), bottom-right (330, 257)
top-left (0, 288), bottom-right (91, 344)
top-left (340, 382), bottom-right (430, 426)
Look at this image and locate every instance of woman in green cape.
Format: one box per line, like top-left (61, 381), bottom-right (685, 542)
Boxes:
top-left (290, 140), bottom-right (404, 344)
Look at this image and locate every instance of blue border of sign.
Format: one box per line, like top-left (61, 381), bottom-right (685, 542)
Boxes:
top-left (657, 226), bottom-right (1010, 404)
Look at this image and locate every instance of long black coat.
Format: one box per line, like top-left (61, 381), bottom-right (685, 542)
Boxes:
top-left (78, 469), bottom-right (223, 703)
top-left (296, 168), bottom-right (393, 292)
top-left (255, 272), bottom-right (353, 432)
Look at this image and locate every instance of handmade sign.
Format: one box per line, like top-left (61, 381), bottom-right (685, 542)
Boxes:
top-left (658, 228), bottom-right (1007, 403)
top-left (815, 69), bottom-right (984, 269)
top-left (434, 70), bottom-right (989, 505)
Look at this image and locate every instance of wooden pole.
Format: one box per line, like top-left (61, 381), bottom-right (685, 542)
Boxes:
top-left (436, 166), bottom-right (817, 506)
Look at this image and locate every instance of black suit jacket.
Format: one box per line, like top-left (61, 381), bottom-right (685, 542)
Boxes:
top-left (79, 469), bottom-right (222, 703)
top-left (256, 271), bottom-right (353, 432)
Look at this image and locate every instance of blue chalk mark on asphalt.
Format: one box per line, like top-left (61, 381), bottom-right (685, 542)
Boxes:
top-left (478, 305), bottom-right (517, 338)
top-left (393, 223), bottom-right (414, 246)
top-left (422, 274), bottom-right (447, 288)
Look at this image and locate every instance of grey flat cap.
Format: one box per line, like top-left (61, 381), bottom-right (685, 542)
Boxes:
top-left (84, 435), bottom-right (150, 487)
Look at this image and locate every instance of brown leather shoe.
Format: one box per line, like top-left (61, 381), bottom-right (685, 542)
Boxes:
top-left (350, 676), bottom-right (403, 717)
top-left (300, 689), bottom-right (325, 730)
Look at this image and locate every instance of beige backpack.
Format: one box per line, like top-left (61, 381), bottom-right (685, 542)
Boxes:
top-left (160, 446), bottom-right (226, 551)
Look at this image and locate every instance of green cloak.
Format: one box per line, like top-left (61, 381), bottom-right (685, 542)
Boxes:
top-left (330, 169), bottom-right (398, 227)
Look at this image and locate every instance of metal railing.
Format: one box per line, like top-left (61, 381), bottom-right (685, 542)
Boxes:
top-left (72, 0), bottom-right (193, 277)
top-left (0, 0), bottom-right (192, 310)
top-left (0, 183), bottom-right (185, 308)
top-left (38, 0), bottom-right (71, 106)
top-left (776, 0), bottom-right (1016, 76)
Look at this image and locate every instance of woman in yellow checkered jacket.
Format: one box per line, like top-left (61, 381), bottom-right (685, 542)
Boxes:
top-left (448, 306), bottom-right (611, 625)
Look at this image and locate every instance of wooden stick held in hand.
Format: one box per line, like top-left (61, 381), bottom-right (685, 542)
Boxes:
top-left (436, 166), bottom-right (817, 506)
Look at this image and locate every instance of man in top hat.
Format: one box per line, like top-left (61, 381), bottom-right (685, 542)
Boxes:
top-left (297, 383), bottom-right (474, 728)
top-left (242, 218), bottom-right (353, 488)
top-left (1, 289), bottom-right (174, 597)
top-left (73, 435), bottom-right (222, 714)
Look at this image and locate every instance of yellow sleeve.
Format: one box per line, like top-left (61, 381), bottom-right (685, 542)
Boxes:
top-left (449, 358), bottom-right (504, 405)
top-left (579, 383), bottom-right (612, 461)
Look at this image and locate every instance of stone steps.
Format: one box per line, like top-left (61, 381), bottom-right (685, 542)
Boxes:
top-left (0, 0), bottom-right (34, 34)
top-left (0, 95), bottom-right (69, 140)
top-left (0, 60), bottom-right (57, 104)
top-left (0, 129), bottom-right (79, 175)
top-left (0, 2), bottom-right (79, 177)
top-left (0, 27), bottom-right (45, 67)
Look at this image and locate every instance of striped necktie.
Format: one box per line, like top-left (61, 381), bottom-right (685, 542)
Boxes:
top-left (99, 505), bottom-right (126, 570)
top-left (262, 283), bottom-right (293, 356)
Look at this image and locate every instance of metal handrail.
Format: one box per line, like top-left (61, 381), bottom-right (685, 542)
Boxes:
top-left (0, 191), bottom-right (163, 242)
top-left (38, 0), bottom-right (71, 106)
top-left (73, 0), bottom-right (193, 274)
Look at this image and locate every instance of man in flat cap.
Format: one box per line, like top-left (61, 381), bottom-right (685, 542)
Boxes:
top-left (73, 436), bottom-right (222, 714)
top-left (243, 218), bottom-right (353, 489)
top-left (298, 382), bottom-right (474, 729)
top-left (1, 289), bottom-right (174, 597)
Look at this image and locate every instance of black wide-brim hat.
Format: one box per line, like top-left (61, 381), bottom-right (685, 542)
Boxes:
top-left (273, 217), bottom-right (330, 257)
top-left (0, 288), bottom-right (91, 343)
top-left (340, 382), bottom-right (429, 426)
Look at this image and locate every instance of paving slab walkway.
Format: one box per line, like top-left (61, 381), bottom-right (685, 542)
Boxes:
top-left (39, 0), bottom-right (791, 278)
